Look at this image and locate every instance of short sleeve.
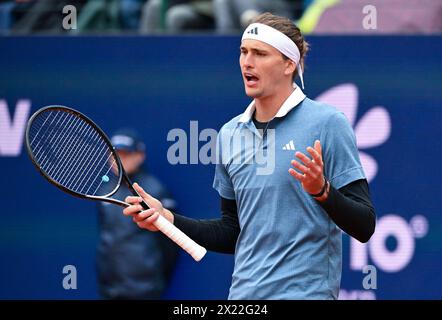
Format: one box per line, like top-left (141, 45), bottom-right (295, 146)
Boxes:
top-left (213, 129), bottom-right (236, 200)
top-left (321, 112), bottom-right (366, 189)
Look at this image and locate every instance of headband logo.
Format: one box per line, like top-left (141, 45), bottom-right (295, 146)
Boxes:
top-left (247, 27), bottom-right (258, 35)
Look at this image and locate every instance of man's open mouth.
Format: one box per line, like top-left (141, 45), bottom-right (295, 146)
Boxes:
top-left (244, 72), bottom-right (259, 85)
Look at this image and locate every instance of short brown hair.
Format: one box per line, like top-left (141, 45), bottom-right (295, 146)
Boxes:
top-left (251, 12), bottom-right (309, 81)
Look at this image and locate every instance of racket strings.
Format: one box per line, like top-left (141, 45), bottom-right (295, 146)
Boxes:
top-left (41, 114), bottom-right (86, 179)
top-left (50, 119), bottom-right (98, 186)
top-left (28, 109), bottom-right (120, 197)
top-left (46, 117), bottom-right (91, 182)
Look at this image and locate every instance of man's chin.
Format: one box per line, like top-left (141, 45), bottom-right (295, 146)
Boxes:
top-left (244, 87), bottom-right (261, 98)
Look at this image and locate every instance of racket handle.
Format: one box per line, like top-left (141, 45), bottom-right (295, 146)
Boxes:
top-left (153, 214), bottom-right (207, 262)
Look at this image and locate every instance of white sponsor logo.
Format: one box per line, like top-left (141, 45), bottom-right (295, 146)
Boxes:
top-left (316, 84), bottom-right (391, 182)
top-left (282, 140), bottom-right (295, 150)
top-left (0, 99), bottom-right (31, 157)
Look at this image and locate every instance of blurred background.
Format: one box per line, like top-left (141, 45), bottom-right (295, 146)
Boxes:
top-left (0, 0), bottom-right (441, 299)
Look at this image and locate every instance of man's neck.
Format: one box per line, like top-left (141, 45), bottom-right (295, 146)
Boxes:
top-left (254, 85), bottom-right (295, 122)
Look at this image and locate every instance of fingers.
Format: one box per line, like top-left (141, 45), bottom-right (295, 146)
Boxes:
top-left (295, 152), bottom-right (320, 177)
top-left (289, 141), bottom-right (325, 194)
top-left (306, 148), bottom-right (323, 178)
top-left (133, 182), bottom-right (158, 208)
top-left (307, 146), bottom-right (322, 166)
top-left (125, 196), bottom-right (143, 204)
top-left (290, 148), bottom-right (323, 181)
top-left (295, 151), bottom-right (312, 166)
top-left (314, 140), bottom-right (322, 156)
top-left (288, 168), bottom-right (304, 181)
top-left (136, 212), bottom-right (160, 229)
top-left (123, 203), bottom-right (143, 216)
top-left (132, 208), bottom-right (157, 222)
top-left (133, 182), bottom-right (153, 201)
top-left (292, 159), bottom-right (319, 180)
top-left (291, 158), bottom-right (308, 174)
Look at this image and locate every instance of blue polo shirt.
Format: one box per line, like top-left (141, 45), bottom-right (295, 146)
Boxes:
top-left (213, 87), bottom-right (365, 299)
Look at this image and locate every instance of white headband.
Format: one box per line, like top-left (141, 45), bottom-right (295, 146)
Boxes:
top-left (241, 23), bottom-right (304, 89)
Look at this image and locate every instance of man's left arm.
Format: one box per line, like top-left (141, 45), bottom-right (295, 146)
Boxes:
top-left (317, 179), bottom-right (375, 243)
top-left (289, 140), bottom-right (376, 243)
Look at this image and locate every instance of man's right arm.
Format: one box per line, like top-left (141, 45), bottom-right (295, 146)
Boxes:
top-left (124, 183), bottom-right (240, 254)
top-left (173, 197), bottom-right (240, 254)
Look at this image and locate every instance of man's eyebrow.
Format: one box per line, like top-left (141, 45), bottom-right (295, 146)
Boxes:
top-left (240, 46), bottom-right (268, 53)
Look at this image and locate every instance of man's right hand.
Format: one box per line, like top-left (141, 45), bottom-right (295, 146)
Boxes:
top-left (123, 182), bottom-right (174, 232)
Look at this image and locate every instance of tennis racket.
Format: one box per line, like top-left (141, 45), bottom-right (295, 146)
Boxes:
top-left (25, 105), bottom-right (206, 262)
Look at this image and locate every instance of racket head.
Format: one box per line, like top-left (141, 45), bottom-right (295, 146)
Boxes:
top-left (25, 105), bottom-right (124, 201)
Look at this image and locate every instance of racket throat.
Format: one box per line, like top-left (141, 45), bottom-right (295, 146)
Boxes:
top-left (89, 196), bottom-right (129, 208)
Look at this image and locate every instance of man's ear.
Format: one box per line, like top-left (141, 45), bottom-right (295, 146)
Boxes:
top-left (284, 59), bottom-right (296, 77)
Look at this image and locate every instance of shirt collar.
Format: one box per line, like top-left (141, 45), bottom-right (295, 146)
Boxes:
top-left (238, 86), bottom-right (306, 123)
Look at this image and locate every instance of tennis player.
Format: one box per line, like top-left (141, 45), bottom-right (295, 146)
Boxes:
top-left (124, 12), bottom-right (376, 299)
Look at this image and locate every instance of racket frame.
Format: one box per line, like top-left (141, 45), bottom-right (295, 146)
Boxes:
top-left (26, 105), bottom-right (207, 261)
top-left (25, 105), bottom-right (127, 205)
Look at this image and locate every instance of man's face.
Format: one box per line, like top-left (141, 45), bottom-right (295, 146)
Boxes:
top-left (239, 39), bottom-right (294, 99)
top-left (117, 150), bottom-right (145, 175)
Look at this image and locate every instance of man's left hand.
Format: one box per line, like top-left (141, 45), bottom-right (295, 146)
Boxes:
top-left (289, 140), bottom-right (327, 197)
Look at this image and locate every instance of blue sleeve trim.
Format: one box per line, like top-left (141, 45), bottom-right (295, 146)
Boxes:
top-left (329, 166), bottom-right (366, 190)
top-left (213, 179), bottom-right (235, 200)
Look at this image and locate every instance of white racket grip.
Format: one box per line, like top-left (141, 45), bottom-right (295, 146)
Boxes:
top-left (153, 214), bottom-right (207, 261)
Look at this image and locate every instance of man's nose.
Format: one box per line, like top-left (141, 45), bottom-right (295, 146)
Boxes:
top-left (242, 53), bottom-right (254, 68)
